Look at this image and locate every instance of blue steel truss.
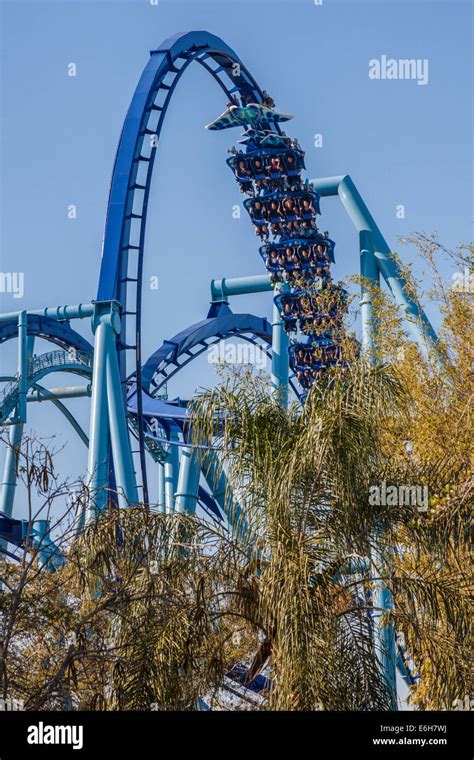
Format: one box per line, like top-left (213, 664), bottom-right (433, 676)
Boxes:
top-left (0, 350), bottom-right (92, 424)
top-left (0, 315), bottom-right (93, 354)
top-left (97, 31), bottom-right (278, 503)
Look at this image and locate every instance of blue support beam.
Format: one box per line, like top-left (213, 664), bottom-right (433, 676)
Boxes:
top-left (311, 175), bottom-right (410, 710)
top-left (210, 274), bottom-right (272, 303)
top-left (202, 449), bottom-right (248, 541)
top-left (86, 301), bottom-right (138, 521)
top-left (0, 303), bottom-right (94, 325)
top-left (0, 421), bottom-right (23, 519)
top-left (0, 514), bottom-right (63, 572)
top-left (271, 284), bottom-right (289, 407)
top-left (157, 462), bottom-right (166, 514)
top-left (105, 320), bottom-right (139, 507)
top-left (311, 175), bottom-right (439, 355)
top-left (27, 384), bottom-right (91, 403)
top-left (86, 316), bottom-right (111, 518)
top-left (164, 429), bottom-right (179, 513)
top-left (31, 519), bottom-right (60, 570)
top-left (0, 334), bottom-right (34, 539)
top-left (372, 546), bottom-right (397, 710)
top-left (360, 231), bottom-right (380, 362)
top-left (174, 442), bottom-right (202, 515)
top-left (16, 311), bottom-right (28, 424)
top-left (209, 275), bottom-right (289, 405)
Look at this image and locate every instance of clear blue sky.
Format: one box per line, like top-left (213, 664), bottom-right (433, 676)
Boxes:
top-left (0, 0), bottom-right (472, 500)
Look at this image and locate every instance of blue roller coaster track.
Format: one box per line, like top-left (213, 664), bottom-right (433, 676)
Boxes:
top-left (0, 30), bottom-right (435, 708)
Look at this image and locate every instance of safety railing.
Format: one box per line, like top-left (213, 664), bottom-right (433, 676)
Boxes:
top-left (0, 349), bottom-right (93, 414)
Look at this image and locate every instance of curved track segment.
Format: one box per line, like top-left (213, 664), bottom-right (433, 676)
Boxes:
top-left (141, 310), bottom-right (272, 395)
top-left (0, 350), bottom-right (92, 424)
top-left (0, 316), bottom-right (92, 354)
top-left (97, 31), bottom-right (271, 501)
top-left (98, 31), bottom-right (267, 367)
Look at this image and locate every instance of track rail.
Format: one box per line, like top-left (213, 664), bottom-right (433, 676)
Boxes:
top-left (98, 31), bottom-right (273, 502)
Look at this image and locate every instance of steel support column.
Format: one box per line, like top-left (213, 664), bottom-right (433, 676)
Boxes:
top-left (86, 301), bottom-right (138, 521)
top-left (210, 274), bottom-right (272, 302)
top-left (164, 430), bottom-right (179, 514)
top-left (202, 449), bottom-right (247, 540)
top-left (0, 333), bottom-right (34, 522)
top-left (174, 443), bottom-right (201, 515)
top-left (360, 230), bottom-right (380, 361)
top-left (311, 175), bottom-right (439, 355)
top-left (106, 326), bottom-right (138, 508)
top-left (0, 420), bottom-right (23, 518)
top-left (86, 319), bottom-right (110, 519)
top-left (157, 462), bottom-right (166, 514)
top-left (271, 284), bottom-right (289, 407)
top-left (372, 543), bottom-right (397, 710)
top-left (17, 311), bottom-right (28, 423)
top-left (311, 175), bottom-right (408, 709)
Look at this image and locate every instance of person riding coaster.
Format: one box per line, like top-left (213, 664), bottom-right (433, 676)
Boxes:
top-left (255, 222), bottom-right (270, 241)
top-left (224, 118), bottom-right (347, 394)
top-left (248, 199), bottom-right (266, 222)
top-left (281, 302), bottom-right (298, 333)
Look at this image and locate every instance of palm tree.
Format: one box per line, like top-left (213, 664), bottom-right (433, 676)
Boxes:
top-left (189, 353), bottom-right (470, 710)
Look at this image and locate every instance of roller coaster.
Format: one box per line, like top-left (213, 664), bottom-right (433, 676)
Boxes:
top-left (0, 31), bottom-right (440, 709)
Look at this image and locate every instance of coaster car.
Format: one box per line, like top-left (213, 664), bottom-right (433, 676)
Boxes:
top-left (274, 293), bottom-right (301, 324)
top-left (238, 129), bottom-right (291, 149)
top-left (244, 191), bottom-right (321, 227)
top-left (260, 237), bottom-right (333, 266)
top-left (289, 341), bottom-right (342, 372)
top-left (227, 148), bottom-right (305, 182)
top-left (206, 103), bottom-right (293, 132)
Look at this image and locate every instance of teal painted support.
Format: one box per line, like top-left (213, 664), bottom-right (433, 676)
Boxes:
top-left (105, 322), bottom-right (138, 508)
top-left (0, 419), bottom-right (23, 518)
top-left (312, 175), bottom-right (402, 708)
top-left (202, 449), bottom-right (247, 540)
top-left (27, 335), bottom-right (35, 357)
top-left (311, 175), bottom-right (439, 354)
top-left (157, 462), bottom-right (166, 514)
top-left (0, 333), bottom-right (34, 524)
top-left (86, 319), bottom-right (110, 519)
top-left (164, 430), bottom-right (179, 513)
top-left (86, 301), bottom-right (138, 517)
top-left (209, 274), bottom-right (288, 404)
top-left (310, 176), bottom-right (345, 198)
top-left (31, 519), bottom-right (63, 571)
top-left (360, 231), bottom-right (380, 359)
top-left (30, 384), bottom-right (89, 447)
top-left (202, 449), bottom-right (230, 513)
top-left (372, 544), bottom-right (397, 710)
top-left (271, 283), bottom-right (289, 407)
top-left (27, 385), bottom-right (91, 403)
top-left (17, 311), bottom-right (28, 423)
top-left (32, 520), bottom-right (50, 566)
top-left (0, 303), bottom-right (94, 325)
top-left (210, 274), bottom-right (272, 303)
top-left (396, 653), bottom-right (414, 687)
top-left (174, 443), bottom-right (201, 515)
